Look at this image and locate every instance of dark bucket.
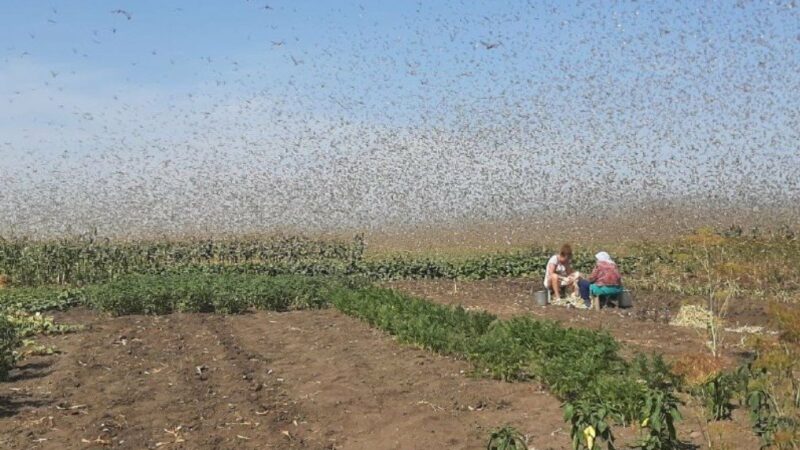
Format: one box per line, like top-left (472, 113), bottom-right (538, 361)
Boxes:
top-left (619, 290), bottom-right (634, 308)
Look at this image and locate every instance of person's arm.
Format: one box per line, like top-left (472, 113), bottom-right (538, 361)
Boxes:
top-left (588, 265), bottom-right (600, 283)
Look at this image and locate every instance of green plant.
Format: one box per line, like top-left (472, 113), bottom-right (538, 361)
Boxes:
top-left (80, 273), bottom-right (348, 316)
top-left (0, 315), bottom-right (20, 381)
top-left (4, 311), bottom-right (82, 337)
top-left (18, 339), bottom-right (59, 358)
top-left (0, 234), bottom-right (365, 286)
top-left (746, 382), bottom-right (779, 448)
top-left (737, 302), bottom-right (800, 448)
top-left (632, 354), bottom-right (682, 391)
top-left (696, 373), bottom-right (736, 421)
top-left (564, 399), bottom-right (616, 450)
top-left (487, 426), bottom-right (528, 450)
top-left (0, 286), bottom-right (81, 313)
top-left (634, 388), bottom-right (682, 450)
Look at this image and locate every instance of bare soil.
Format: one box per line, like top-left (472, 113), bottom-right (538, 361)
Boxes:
top-left (0, 279), bottom-right (768, 449)
top-left (0, 308), bottom-right (570, 449)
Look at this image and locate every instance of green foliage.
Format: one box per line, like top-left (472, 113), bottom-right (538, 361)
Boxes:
top-left (468, 317), bottom-right (624, 389)
top-left (634, 388), bottom-right (682, 450)
top-left (631, 354), bottom-right (682, 391)
top-left (694, 372), bottom-right (737, 421)
top-left (82, 273), bottom-right (343, 315)
top-left (3, 233), bottom-right (799, 304)
top-left (0, 286), bottom-right (81, 313)
top-left (0, 234), bottom-right (365, 286)
top-left (487, 426), bottom-right (528, 450)
top-left (358, 251), bottom-right (613, 281)
top-left (4, 311), bottom-right (82, 338)
top-left (1, 234), bottom-right (647, 287)
top-left (0, 315), bottom-right (20, 381)
top-left (564, 400), bottom-right (616, 449)
top-left (330, 286), bottom-right (495, 355)
top-left (740, 365), bottom-right (800, 449)
top-left (746, 377), bottom-right (780, 448)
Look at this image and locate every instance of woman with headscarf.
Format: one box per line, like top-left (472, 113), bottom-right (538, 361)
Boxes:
top-left (578, 251), bottom-right (623, 309)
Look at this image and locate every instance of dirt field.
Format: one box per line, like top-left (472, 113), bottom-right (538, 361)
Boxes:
top-left (0, 280), bottom-right (768, 449)
top-left (0, 308), bottom-right (571, 449)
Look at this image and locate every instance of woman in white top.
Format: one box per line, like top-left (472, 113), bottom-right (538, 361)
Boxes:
top-left (544, 243), bottom-right (579, 299)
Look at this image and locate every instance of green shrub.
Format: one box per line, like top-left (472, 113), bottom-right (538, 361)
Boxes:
top-left (0, 315), bottom-right (20, 381)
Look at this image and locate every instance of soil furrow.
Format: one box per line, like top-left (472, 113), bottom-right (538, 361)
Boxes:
top-left (227, 309), bottom-right (571, 449)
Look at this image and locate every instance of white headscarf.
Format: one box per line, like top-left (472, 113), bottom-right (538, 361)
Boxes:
top-left (595, 251), bottom-right (615, 264)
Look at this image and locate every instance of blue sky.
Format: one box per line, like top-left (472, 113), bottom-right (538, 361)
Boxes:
top-left (3, 1), bottom-right (797, 128)
top-left (1, 1), bottom-right (799, 234)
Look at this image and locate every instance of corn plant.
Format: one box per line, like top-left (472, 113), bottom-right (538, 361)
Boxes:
top-left (0, 234), bottom-right (365, 286)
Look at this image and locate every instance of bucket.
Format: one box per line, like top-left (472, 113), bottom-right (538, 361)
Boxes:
top-left (619, 290), bottom-right (634, 308)
top-left (534, 290), bottom-right (549, 306)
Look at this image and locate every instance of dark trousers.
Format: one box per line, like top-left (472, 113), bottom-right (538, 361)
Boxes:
top-left (578, 279), bottom-right (591, 307)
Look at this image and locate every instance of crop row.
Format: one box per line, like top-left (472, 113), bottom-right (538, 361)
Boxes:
top-left (329, 285), bottom-right (682, 449)
top-left (0, 274), bottom-right (354, 316)
top-left (82, 274), bottom-right (348, 315)
top-left (0, 247), bottom-right (647, 287)
top-left (0, 234), bottom-right (366, 286)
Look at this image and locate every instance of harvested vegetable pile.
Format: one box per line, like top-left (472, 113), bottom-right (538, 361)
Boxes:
top-left (549, 294), bottom-right (588, 310)
top-left (670, 304), bottom-right (714, 329)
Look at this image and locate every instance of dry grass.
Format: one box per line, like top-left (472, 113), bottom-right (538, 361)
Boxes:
top-left (767, 302), bottom-right (800, 343)
top-left (671, 353), bottom-right (730, 387)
